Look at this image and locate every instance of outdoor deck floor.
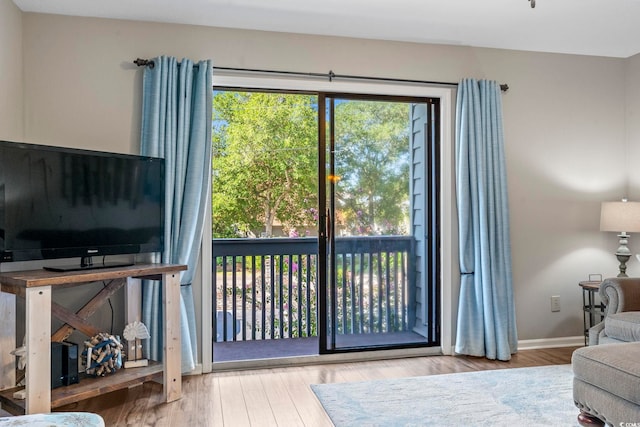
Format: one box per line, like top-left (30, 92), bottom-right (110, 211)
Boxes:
top-left (213, 331), bottom-right (428, 363)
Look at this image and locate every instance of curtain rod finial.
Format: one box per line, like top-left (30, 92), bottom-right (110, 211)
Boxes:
top-left (134, 58), bottom-right (155, 69)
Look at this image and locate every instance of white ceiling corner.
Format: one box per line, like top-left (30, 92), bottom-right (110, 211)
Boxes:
top-left (11, 0), bottom-right (640, 58)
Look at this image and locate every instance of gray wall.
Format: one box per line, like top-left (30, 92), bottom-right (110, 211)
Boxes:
top-left (627, 53), bottom-right (640, 202)
top-left (0, 0), bottom-right (23, 141)
top-left (2, 2), bottom-right (639, 358)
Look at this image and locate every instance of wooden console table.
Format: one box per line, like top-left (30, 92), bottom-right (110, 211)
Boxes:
top-left (0, 263), bottom-right (186, 415)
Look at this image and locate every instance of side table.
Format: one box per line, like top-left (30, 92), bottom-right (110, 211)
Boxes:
top-left (579, 280), bottom-right (605, 345)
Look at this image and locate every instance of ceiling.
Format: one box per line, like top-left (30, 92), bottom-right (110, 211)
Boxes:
top-left (12, 0), bottom-right (640, 58)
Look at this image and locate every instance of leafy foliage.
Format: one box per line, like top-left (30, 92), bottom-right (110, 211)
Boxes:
top-left (212, 92), bottom-right (411, 238)
top-left (212, 92), bottom-right (318, 237)
top-left (333, 100), bottom-right (410, 235)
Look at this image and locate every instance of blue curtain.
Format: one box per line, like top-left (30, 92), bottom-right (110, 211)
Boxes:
top-left (140, 56), bottom-right (212, 372)
top-left (454, 79), bottom-right (517, 361)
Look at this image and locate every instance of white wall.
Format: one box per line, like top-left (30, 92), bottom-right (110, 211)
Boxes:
top-left (11, 10), bottom-right (637, 356)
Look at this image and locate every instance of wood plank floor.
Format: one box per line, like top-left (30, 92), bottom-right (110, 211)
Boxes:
top-left (5, 346), bottom-right (579, 426)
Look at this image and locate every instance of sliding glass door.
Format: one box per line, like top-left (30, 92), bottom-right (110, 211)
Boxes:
top-left (211, 88), bottom-right (440, 362)
top-left (318, 94), bottom-right (440, 353)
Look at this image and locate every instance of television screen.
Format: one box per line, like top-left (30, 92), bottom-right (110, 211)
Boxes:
top-left (0, 140), bottom-right (164, 270)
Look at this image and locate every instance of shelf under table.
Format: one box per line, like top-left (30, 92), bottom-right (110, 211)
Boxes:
top-left (0, 362), bottom-right (163, 415)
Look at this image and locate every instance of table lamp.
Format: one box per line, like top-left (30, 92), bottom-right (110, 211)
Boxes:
top-left (600, 199), bottom-right (640, 277)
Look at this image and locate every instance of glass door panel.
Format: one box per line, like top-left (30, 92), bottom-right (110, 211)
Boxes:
top-left (319, 94), bottom-right (434, 352)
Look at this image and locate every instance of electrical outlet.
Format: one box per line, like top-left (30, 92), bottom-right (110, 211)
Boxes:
top-left (551, 295), bottom-right (561, 312)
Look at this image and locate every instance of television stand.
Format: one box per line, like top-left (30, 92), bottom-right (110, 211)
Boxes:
top-left (0, 263), bottom-right (186, 415)
top-left (43, 257), bottom-right (134, 272)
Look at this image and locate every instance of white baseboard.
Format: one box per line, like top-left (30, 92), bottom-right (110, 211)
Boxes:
top-left (517, 336), bottom-right (584, 350)
top-left (440, 336), bottom-right (584, 356)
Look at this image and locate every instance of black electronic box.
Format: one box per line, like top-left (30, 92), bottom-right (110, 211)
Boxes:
top-left (51, 341), bottom-right (79, 389)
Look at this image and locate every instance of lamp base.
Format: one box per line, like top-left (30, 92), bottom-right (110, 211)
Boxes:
top-left (616, 253), bottom-right (630, 277)
top-left (615, 233), bottom-right (632, 277)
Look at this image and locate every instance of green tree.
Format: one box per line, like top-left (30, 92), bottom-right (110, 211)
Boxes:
top-left (333, 100), bottom-right (410, 235)
top-left (212, 92), bottom-right (318, 237)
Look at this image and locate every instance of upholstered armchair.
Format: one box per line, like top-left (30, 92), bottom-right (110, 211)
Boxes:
top-left (573, 277), bottom-right (640, 426)
top-left (589, 277), bottom-right (640, 345)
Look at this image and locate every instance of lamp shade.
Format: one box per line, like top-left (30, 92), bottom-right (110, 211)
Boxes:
top-left (600, 201), bottom-right (640, 233)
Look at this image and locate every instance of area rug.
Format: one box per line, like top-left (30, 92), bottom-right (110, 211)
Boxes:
top-left (311, 364), bottom-right (578, 427)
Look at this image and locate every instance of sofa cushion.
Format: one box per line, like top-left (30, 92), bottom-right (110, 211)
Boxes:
top-left (572, 342), bottom-right (640, 406)
top-left (0, 412), bottom-right (104, 426)
top-left (604, 311), bottom-right (640, 342)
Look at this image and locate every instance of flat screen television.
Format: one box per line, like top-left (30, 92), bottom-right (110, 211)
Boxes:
top-left (0, 140), bottom-right (165, 271)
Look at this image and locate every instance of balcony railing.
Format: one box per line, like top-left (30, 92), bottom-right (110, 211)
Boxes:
top-left (213, 236), bottom-right (416, 343)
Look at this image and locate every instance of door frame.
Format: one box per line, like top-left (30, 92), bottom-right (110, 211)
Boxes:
top-left (207, 74), bottom-right (456, 364)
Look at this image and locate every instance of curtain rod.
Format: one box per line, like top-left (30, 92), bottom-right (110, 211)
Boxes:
top-left (133, 58), bottom-right (509, 92)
